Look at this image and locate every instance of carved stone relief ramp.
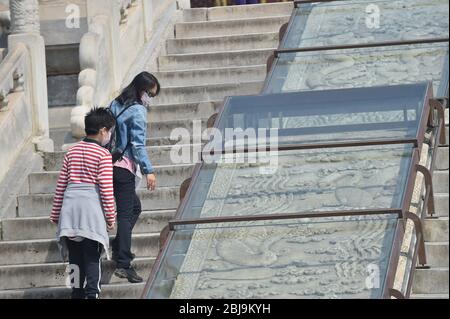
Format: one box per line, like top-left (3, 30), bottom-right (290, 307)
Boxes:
top-left (142, 0), bottom-right (449, 299)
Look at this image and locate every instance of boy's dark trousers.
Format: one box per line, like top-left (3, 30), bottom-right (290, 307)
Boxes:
top-left (112, 167), bottom-right (142, 269)
top-left (67, 238), bottom-right (103, 299)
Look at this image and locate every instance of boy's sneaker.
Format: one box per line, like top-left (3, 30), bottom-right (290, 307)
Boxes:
top-left (71, 289), bottom-right (85, 299)
top-left (114, 266), bottom-right (143, 283)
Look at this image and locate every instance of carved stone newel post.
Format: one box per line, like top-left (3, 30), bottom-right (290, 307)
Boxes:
top-left (9, 0), bottom-right (53, 152)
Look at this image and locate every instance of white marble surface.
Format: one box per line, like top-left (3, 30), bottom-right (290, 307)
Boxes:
top-left (163, 146), bottom-right (412, 298)
top-left (267, 0), bottom-right (449, 95)
top-left (151, 0), bottom-right (448, 299)
top-left (169, 215), bottom-right (397, 299)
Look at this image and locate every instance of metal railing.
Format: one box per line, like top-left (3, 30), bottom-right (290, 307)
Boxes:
top-left (142, 93), bottom-right (447, 298)
top-left (273, 37), bottom-right (450, 57)
top-left (141, 0), bottom-right (449, 299)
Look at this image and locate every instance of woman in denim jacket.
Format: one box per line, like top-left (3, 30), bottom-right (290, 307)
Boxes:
top-left (110, 72), bottom-right (160, 283)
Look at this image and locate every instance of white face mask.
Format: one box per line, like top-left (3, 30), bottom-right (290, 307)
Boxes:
top-left (101, 130), bottom-right (112, 146)
top-left (141, 92), bottom-right (153, 110)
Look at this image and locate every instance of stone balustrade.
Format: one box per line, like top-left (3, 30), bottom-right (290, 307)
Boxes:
top-left (0, 43), bottom-right (26, 112)
top-left (70, 0), bottom-right (185, 138)
top-left (118, 0), bottom-right (137, 25)
top-left (0, 43), bottom-right (33, 183)
top-left (0, 0), bottom-right (53, 185)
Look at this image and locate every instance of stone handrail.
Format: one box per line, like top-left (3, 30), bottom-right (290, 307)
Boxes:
top-left (0, 43), bottom-right (26, 108)
top-left (0, 0), bottom-right (61, 220)
top-left (152, 0), bottom-right (179, 25)
top-left (118, 0), bottom-right (134, 25)
top-left (0, 43), bottom-right (32, 183)
top-left (0, 0), bottom-right (54, 185)
top-left (70, 0), bottom-right (185, 138)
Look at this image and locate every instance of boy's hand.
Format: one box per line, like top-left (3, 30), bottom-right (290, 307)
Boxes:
top-left (146, 173), bottom-right (156, 191)
top-left (50, 218), bottom-right (58, 225)
top-left (107, 223), bottom-right (115, 231)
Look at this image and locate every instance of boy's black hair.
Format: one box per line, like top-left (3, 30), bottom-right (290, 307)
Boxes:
top-left (84, 107), bottom-right (116, 136)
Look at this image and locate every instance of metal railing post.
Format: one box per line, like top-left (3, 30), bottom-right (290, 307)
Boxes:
top-left (404, 211), bottom-right (427, 267)
top-left (429, 98), bottom-right (447, 145)
top-left (416, 164), bottom-right (436, 217)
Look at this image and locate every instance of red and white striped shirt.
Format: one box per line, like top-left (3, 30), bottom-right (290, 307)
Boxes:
top-left (50, 140), bottom-right (116, 224)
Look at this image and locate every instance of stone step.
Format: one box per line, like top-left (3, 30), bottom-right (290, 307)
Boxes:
top-left (0, 142), bottom-right (43, 219)
top-left (425, 242), bottom-right (449, 268)
top-left (146, 134), bottom-right (207, 147)
top-left (43, 143), bottom-right (204, 171)
top-left (0, 232), bottom-right (162, 266)
top-left (167, 32), bottom-right (279, 54)
top-left (52, 129), bottom-right (205, 152)
top-left (155, 65), bottom-right (266, 87)
top-left (149, 100), bottom-right (222, 122)
top-left (48, 101), bottom-right (218, 150)
top-left (145, 143), bottom-right (204, 165)
top-left (154, 81), bottom-right (263, 104)
top-left (47, 100), bottom-right (221, 136)
top-left (175, 15), bottom-right (290, 38)
top-left (17, 187), bottom-right (180, 218)
top-left (412, 268), bottom-right (449, 294)
top-left (48, 106), bottom-right (73, 129)
top-left (410, 293), bottom-right (449, 299)
top-left (434, 146), bottom-right (449, 171)
top-left (424, 217), bottom-right (449, 243)
top-left (28, 164), bottom-right (193, 194)
top-left (158, 48), bottom-right (274, 71)
top-left (433, 171), bottom-right (449, 194)
top-left (435, 194), bottom-right (449, 217)
top-left (0, 256), bottom-right (155, 290)
top-left (50, 121), bottom-right (207, 151)
top-left (149, 117), bottom-right (209, 138)
top-left (49, 128), bottom-right (81, 151)
top-left (1, 209), bottom-right (175, 242)
top-left (182, 2), bottom-right (293, 22)
top-left (0, 282), bottom-right (146, 299)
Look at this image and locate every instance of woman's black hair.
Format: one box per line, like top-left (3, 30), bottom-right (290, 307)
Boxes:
top-left (115, 71), bottom-right (160, 106)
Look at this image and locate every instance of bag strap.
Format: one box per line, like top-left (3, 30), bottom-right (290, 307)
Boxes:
top-left (109, 100), bottom-right (136, 160)
top-left (109, 100), bottom-right (136, 120)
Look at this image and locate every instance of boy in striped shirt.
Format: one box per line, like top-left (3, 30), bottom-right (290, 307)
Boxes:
top-left (50, 107), bottom-right (116, 299)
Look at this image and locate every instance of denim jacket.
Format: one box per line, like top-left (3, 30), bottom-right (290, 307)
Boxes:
top-left (110, 100), bottom-right (154, 175)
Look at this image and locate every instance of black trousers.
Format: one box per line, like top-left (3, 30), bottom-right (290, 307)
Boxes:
top-left (112, 167), bottom-right (142, 269)
top-left (66, 238), bottom-right (103, 299)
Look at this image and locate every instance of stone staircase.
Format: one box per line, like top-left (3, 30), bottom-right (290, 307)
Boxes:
top-left (411, 110), bottom-right (449, 299)
top-left (0, 2), bottom-right (292, 299)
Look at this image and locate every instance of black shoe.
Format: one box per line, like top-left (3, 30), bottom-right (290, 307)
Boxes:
top-left (114, 266), bottom-right (143, 283)
top-left (71, 289), bottom-right (85, 299)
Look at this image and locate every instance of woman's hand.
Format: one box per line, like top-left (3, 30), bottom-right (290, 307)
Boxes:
top-left (146, 173), bottom-right (156, 191)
